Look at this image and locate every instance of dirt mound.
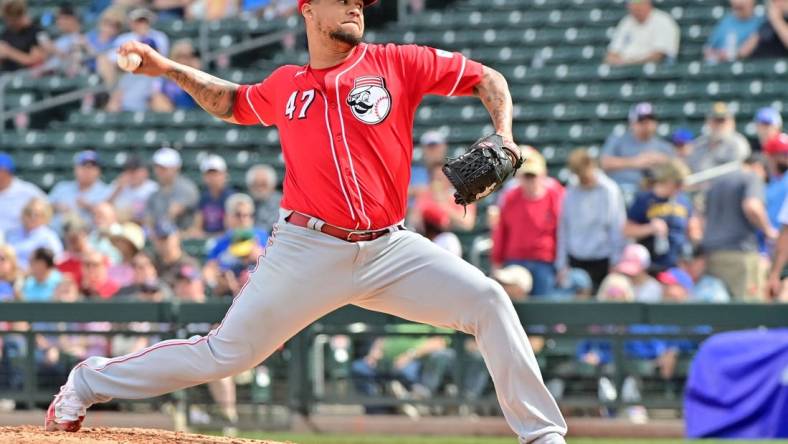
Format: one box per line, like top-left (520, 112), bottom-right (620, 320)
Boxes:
top-left (0, 426), bottom-right (289, 444)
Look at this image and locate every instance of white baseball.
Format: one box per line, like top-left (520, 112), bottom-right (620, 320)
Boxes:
top-left (117, 52), bottom-right (142, 72)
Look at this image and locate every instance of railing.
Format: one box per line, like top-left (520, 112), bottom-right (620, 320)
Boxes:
top-left (0, 20), bottom-right (303, 130)
top-left (1, 301), bottom-right (786, 419)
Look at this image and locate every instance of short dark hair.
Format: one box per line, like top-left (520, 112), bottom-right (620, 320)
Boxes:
top-left (57, 3), bottom-right (75, 16)
top-left (31, 247), bottom-right (55, 267)
top-left (1, 0), bottom-right (26, 18)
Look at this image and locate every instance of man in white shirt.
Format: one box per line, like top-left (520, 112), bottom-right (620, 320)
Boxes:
top-left (606, 0), bottom-right (681, 65)
top-left (0, 153), bottom-right (45, 235)
top-left (48, 150), bottom-right (111, 231)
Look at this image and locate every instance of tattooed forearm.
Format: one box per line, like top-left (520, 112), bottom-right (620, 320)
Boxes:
top-left (165, 63), bottom-right (240, 120)
top-left (474, 66), bottom-right (514, 142)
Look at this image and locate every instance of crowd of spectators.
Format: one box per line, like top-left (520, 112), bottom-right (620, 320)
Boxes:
top-left (478, 102), bottom-right (788, 304)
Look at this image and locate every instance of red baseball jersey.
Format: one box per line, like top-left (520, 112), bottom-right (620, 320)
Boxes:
top-left (232, 43), bottom-right (484, 230)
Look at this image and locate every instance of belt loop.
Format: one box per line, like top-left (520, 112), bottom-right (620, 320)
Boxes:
top-left (308, 218), bottom-right (325, 232)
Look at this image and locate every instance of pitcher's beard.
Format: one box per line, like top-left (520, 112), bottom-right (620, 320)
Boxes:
top-left (330, 29), bottom-right (362, 46)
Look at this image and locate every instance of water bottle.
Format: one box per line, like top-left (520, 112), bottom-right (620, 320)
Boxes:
top-left (653, 233), bottom-right (670, 256)
top-left (725, 32), bottom-right (737, 62)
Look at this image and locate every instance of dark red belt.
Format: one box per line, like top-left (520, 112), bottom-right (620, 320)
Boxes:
top-left (286, 212), bottom-right (405, 243)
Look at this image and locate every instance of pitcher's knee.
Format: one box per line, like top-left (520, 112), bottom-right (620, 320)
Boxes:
top-left (468, 280), bottom-right (517, 332)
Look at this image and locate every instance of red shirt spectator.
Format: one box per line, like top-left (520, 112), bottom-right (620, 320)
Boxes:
top-left (56, 219), bottom-right (91, 286)
top-left (80, 250), bottom-right (119, 300)
top-left (492, 151), bottom-right (563, 296)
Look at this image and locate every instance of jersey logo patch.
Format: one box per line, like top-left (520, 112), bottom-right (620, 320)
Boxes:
top-left (346, 76), bottom-right (392, 125)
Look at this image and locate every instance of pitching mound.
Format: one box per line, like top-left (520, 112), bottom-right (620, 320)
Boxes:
top-left (0, 426), bottom-right (289, 444)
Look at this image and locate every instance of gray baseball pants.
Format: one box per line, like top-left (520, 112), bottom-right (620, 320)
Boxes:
top-left (69, 211), bottom-right (567, 443)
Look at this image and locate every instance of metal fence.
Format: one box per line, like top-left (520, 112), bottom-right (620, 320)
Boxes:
top-left (1, 301), bottom-right (786, 417)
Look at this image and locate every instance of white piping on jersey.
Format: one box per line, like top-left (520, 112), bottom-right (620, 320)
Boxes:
top-left (447, 55), bottom-right (467, 97)
top-left (245, 87), bottom-right (270, 126)
top-left (334, 44), bottom-right (372, 230)
top-left (320, 90), bottom-right (356, 221)
top-left (295, 70), bottom-right (307, 77)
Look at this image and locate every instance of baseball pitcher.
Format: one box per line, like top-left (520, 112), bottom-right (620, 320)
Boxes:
top-left (45, 1), bottom-right (567, 442)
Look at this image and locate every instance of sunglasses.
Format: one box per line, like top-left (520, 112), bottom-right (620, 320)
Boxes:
top-left (234, 212), bottom-right (254, 218)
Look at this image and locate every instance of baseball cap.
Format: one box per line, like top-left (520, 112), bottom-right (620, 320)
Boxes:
top-left (493, 265), bottom-right (533, 295)
top-left (153, 147), bottom-right (182, 168)
top-left (518, 150), bottom-right (547, 176)
top-left (200, 154), bottom-right (227, 173)
top-left (420, 201), bottom-right (450, 230)
top-left (229, 229), bottom-right (257, 258)
top-left (615, 244), bottom-right (651, 276)
top-left (129, 8), bottom-right (156, 23)
top-left (123, 155), bottom-right (144, 171)
top-left (176, 264), bottom-right (200, 282)
top-left (755, 107), bottom-right (783, 127)
top-left (657, 268), bottom-right (694, 291)
top-left (154, 220), bottom-right (178, 239)
top-left (419, 130), bottom-right (446, 146)
top-left (628, 102), bottom-right (656, 123)
top-left (74, 150), bottom-right (100, 167)
top-left (0, 153), bottom-right (15, 173)
top-left (298, 0), bottom-right (378, 11)
top-left (708, 101), bottom-right (733, 119)
top-left (109, 222), bottom-right (146, 252)
top-left (671, 128), bottom-right (694, 146)
top-left (765, 133), bottom-right (788, 155)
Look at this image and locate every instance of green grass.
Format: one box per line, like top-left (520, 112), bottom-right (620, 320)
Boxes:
top-left (231, 433), bottom-right (788, 444)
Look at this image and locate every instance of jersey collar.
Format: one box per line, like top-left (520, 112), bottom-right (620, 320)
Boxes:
top-left (298, 43), bottom-right (368, 89)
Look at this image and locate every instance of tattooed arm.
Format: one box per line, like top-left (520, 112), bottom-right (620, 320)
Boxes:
top-left (116, 41), bottom-right (241, 123)
top-left (164, 64), bottom-right (239, 122)
top-left (474, 65), bottom-right (519, 159)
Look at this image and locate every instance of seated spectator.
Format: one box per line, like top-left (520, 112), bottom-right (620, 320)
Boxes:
top-left (44, 4), bottom-right (90, 75)
top-left (204, 194), bottom-right (268, 297)
top-left (246, 164), bottom-right (282, 233)
top-left (765, 133), bottom-right (788, 229)
top-left (670, 129), bottom-right (695, 162)
top-left (605, 0), bottom-right (680, 65)
top-left (4, 198), bottom-right (63, 270)
top-left (600, 103), bottom-right (673, 199)
top-left (492, 265), bottom-right (533, 302)
top-left (677, 245), bottom-right (731, 303)
top-left (0, 244), bottom-right (22, 301)
top-left (413, 164), bottom-right (476, 232)
top-left (624, 160), bottom-right (699, 273)
top-left (0, 0), bottom-right (48, 72)
top-left (86, 7), bottom-right (123, 75)
top-left (56, 219), bottom-right (91, 287)
top-left (186, 0), bottom-right (238, 22)
top-left (21, 248), bottom-right (62, 302)
top-left (88, 202), bottom-right (122, 264)
top-left (48, 150), bottom-right (111, 232)
top-left (410, 130), bottom-right (448, 200)
top-left (656, 268), bottom-right (693, 302)
top-left (146, 147), bottom-right (199, 231)
top-left (556, 149), bottom-right (626, 291)
top-left (600, 243), bottom-right (662, 302)
top-left (491, 151), bottom-right (563, 296)
top-left (150, 39), bottom-right (199, 112)
top-left (108, 156), bottom-right (159, 224)
top-left (115, 251), bottom-right (172, 301)
top-left (740, 0), bottom-right (788, 58)
top-left (0, 152), bottom-right (44, 235)
top-left (756, 107), bottom-right (783, 154)
top-left (418, 201), bottom-right (462, 257)
top-left (702, 154), bottom-right (775, 301)
top-left (106, 8), bottom-right (170, 111)
top-left (192, 155), bottom-right (234, 238)
top-left (704, 0), bottom-right (763, 63)
top-left (152, 221), bottom-right (201, 289)
top-left (107, 222), bottom-right (146, 287)
top-left (173, 264), bottom-right (206, 302)
top-left (686, 102), bottom-right (751, 173)
top-left (79, 250), bottom-right (119, 300)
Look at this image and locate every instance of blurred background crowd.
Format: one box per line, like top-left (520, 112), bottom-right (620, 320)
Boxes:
top-left (0, 0), bottom-right (786, 426)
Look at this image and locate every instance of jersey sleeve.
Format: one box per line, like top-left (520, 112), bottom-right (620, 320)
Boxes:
top-left (398, 45), bottom-right (484, 98)
top-left (232, 76), bottom-right (276, 126)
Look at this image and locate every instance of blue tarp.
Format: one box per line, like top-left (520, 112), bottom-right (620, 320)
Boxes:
top-left (684, 329), bottom-right (788, 439)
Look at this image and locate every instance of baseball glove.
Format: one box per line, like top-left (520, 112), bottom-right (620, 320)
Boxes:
top-left (442, 134), bottom-right (523, 206)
